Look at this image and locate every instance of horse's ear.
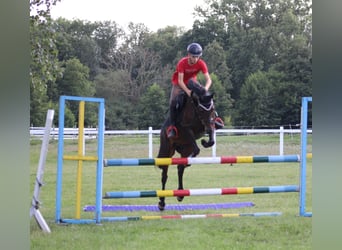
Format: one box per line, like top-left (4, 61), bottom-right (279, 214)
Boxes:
top-left (191, 90), bottom-right (198, 99)
top-left (204, 92), bottom-right (214, 100)
top-left (204, 92), bottom-right (214, 99)
top-left (191, 91), bottom-right (200, 103)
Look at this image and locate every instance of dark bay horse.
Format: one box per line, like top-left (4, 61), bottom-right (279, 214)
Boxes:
top-left (156, 82), bottom-right (219, 211)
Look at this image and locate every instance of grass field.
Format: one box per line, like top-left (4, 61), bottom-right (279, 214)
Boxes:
top-left (30, 134), bottom-right (312, 249)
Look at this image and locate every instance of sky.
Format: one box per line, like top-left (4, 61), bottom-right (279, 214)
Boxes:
top-left (51, 0), bottom-right (207, 32)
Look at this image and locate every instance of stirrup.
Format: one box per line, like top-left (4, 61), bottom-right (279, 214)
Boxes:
top-left (166, 125), bottom-right (178, 138)
top-left (215, 117), bottom-right (224, 129)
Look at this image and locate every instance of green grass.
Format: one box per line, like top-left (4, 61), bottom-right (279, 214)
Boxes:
top-left (30, 134), bottom-right (312, 250)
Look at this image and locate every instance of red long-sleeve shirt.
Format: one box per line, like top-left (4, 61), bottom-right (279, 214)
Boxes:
top-left (172, 57), bottom-right (208, 85)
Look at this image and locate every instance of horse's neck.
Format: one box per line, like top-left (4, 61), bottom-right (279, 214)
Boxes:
top-left (179, 97), bottom-right (198, 126)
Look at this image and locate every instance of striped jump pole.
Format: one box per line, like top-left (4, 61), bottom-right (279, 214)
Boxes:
top-left (104, 185), bottom-right (299, 199)
top-left (59, 212), bottom-right (282, 224)
top-left (101, 212), bottom-right (282, 222)
top-left (83, 202), bottom-right (255, 212)
top-left (104, 154), bottom-right (300, 167)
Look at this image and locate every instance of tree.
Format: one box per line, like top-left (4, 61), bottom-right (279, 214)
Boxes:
top-left (56, 58), bottom-right (97, 126)
top-left (193, 0), bottom-right (312, 103)
top-left (233, 70), bottom-right (282, 127)
top-left (137, 83), bottom-right (168, 129)
top-left (30, 0), bottom-right (62, 126)
top-left (276, 81), bottom-right (312, 126)
top-left (271, 9), bottom-right (312, 87)
top-left (92, 20), bottom-right (123, 71)
top-left (53, 18), bottom-right (103, 79)
top-left (144, 26), bottom-right (184, 66)
top-left (208, 74), bottom-right (233, 122)
top-left (57, 58), bottom-right (95, 97)
top-left (204, 40), bottom-right (232, 91)
top-left (103, 98), bottom-right (138, 130)
top-left (94, 69), bottom-right (138, 129)
top-left (29, 0), bottom-right (311, 129)
top-left (112, 23), bottom-right (163, 102)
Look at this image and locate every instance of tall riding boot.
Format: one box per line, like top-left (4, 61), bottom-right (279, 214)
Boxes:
top-left (167, 102), bottom-right (178, 139)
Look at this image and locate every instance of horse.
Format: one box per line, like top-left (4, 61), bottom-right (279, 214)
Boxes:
top-left (156, 81), bottom-right (220, 211)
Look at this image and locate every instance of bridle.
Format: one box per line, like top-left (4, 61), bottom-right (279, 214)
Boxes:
top-left (195, 96), bottom-right (216, 128)
top-left (198, 99), bottom-right (214, 111)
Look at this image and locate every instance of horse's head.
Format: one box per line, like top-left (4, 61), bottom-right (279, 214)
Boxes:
top-left (190, 90), bottom-right (216, 148)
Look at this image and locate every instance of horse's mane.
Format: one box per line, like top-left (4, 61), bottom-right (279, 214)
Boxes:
top-left (187, 80), bottom-right (213, 109)
top-left (187, 80), bottom-right (206, 96)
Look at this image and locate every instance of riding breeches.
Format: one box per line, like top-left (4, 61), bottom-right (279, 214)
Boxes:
top-left (169, 84), bottom-right (185, 125)
top-left (169, 84), bottom-right (184, 105)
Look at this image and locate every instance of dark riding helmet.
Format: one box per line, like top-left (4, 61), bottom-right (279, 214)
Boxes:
top-left (187, 43), bottom-right (202, 56)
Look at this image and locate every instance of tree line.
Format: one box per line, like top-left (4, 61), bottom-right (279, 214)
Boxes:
top-left (30, 0), bottom-right (312, 129)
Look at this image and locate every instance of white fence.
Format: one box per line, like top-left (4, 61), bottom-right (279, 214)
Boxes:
top-left (30, 126), bottom-right (312, 157)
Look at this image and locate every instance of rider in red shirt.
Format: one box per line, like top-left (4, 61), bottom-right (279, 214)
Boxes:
top-left (167, 43), bottom-right (213, 139)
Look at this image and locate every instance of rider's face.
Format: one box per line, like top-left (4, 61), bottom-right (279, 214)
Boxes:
top-left (188, 54), bottom-right (200, 65)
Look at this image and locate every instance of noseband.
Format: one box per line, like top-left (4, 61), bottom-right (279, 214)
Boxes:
top-left (198, 99), bottom-right (214, 111)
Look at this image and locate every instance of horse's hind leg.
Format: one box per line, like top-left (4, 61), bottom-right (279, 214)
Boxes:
top-left (158, 166), bottom-right (168, 211)
top-left (176, 164), bottom-right (185, 202)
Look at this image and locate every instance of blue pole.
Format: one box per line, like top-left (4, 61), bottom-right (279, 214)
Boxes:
top-left (95, 100), bottom-right (105, 223)
top-left (299, 97), bottom-right (312, 217)
top-left (55, 96), bottom-right (66, 223)
top-left (55, 96), bottom-right (105, 224)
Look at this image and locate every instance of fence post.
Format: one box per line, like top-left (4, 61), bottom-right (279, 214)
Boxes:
top-left (148, 127), bottom-right (153, 158)
top-left (212, 130), bottom-right (217, 157)
top-left (279, 126), bottom-right (284, 155)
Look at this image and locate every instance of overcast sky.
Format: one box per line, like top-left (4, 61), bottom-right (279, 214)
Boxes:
top-left (50, 0), bottom-right (206, 32)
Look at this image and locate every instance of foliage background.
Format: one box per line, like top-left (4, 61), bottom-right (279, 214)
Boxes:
top-left (30, 0), bottom-right (312, 129)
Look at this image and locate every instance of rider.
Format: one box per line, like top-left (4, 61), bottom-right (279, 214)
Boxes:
top-left (167, 42), bottom-right (213, 139)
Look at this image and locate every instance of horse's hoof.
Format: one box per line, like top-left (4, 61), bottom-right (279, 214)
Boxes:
top-left (158, 201), bottom-right (165, 211)
top-left (177, 196), bottom-right (184, 202)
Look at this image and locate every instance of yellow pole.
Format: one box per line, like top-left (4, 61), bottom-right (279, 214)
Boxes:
top-left (76, 101), bottom-right (85, 219)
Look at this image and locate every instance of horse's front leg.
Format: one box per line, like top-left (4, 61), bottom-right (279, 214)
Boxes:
top-left (158, 166), bottom-right (168, 211)
top-left (177, 164), bottom-right (185, 202)
top-left (185, 128), bottom-right (200, 157)
top-left (191, 141), bottom-right (200, 158)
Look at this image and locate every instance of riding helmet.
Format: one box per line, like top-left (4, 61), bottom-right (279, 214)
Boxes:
top-left (187, 43), bottom-right (203, 56)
